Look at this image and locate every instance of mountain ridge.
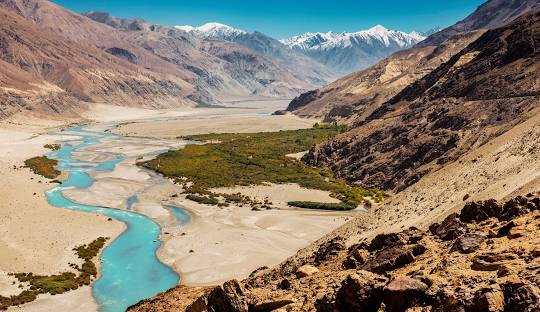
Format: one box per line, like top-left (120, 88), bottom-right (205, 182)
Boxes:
top-left (281, 0), bottom-right (540, 123)
top-left (280, 25), bottom-right (427, 74)
top-left (305, 9), bottom-right (540, 191)
top-left (0, 1), bottom-right (336, 118)
top-left (174, 21), bottom-right (338, 86)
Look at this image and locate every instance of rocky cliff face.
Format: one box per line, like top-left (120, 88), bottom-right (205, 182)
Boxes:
top-left (129, 194), bottom-right (540, 312)
top-left (304, 11), bottom-right (540, 191)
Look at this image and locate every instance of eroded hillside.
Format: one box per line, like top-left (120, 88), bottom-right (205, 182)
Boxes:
top-left (304, 11), bottom-right (540, 191)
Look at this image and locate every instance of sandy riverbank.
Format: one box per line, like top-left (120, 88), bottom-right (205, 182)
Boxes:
top-left (0, 114), bottom-right (124, 311)
top-left (159, 193), bottom-right (353, 286)
top-left (88, 103), bottom-right (358, 286)
top-left (64, 121), bottom-right (354, 287)
top-left (106, 100), bottom-right (318, 138)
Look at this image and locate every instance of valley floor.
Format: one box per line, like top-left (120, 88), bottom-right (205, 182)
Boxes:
top-left (0, 99), bottom-right (356, 311)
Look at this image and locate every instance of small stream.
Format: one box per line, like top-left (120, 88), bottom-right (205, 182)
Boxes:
top-left (45, 126), bottom-right (181, 312)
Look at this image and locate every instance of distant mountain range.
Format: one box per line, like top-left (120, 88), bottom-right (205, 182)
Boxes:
top-left (0, 0), bottom-right (436, 119)
top-left (178, 22), bottom-right (432, 75)
top-left (175, 22), bottom-right (338, 86)
top-left (281, 25), bottom-right (432, 74)
top-left (176, 22), bottom-right (248, 40)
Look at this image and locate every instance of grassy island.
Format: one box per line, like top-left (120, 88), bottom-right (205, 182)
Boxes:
top-left (0, 237), bottom-right (108, 310)
top-left (139, 125), bottom-right (385, 209)
top-left (24, 156), bottom-right (60, 179)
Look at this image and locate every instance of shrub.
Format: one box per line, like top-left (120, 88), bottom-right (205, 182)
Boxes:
top-left (24, 156), bottom-right (60, 179)
top-left (287, 201), bottom-right (357, 211)
top-left (44, 144), bottom-right (61, 151)
top-left (186, 194), bottom-right (219, 205)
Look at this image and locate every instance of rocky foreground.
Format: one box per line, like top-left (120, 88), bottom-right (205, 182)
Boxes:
top-left (130, 193), bottom-right (540, 311)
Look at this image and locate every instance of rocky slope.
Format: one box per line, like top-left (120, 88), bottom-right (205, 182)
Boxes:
top-left (282, 0), bottom-right (540, 123)
top-left (418, 0), bottom-right (540, 47)
top-left (304, 11), bottom-right (540, 192)
top-left (281, 25), bottom-right (426, 75)
top-left (129, 194), bottom-right (540, 311)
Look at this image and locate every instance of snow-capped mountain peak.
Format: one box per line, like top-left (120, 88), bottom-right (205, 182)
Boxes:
top-left (281, 25), bottom-right (426, 51)
top-left (280, 25), bottom-right (431, 74)
top-left (367, 24), bottom-right (388, 33)
top-left (174, 22), bottom-right (247, 40)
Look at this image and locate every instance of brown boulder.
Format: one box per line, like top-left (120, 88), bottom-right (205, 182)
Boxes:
top-left (250, 298), bottom-right (294, 312)
top-left (451, 233), bottom-right (486, 254)
top-left (471, 252), bottom-right (518, 272)
top-left (472, 285), bottom-right (505, 312)
top-left (343, 248), bottom-right (370, 269)
top-left (296, 264), bottom-right (319, 278)
top-left (434, 213), bottom-right (464, 241)
top-left (383, 277), bottom-right (428, 312)
top-left (460, 200), bottom-right (501, 223)
top-left (499, 198), bottom-right (529, 221)
top-left (331, 271), bottom-right (387, 312)
top-left (368, 233), bottom-right (406, 251)
top-left (471, 259), bottom-right (503, 271)
top-left (496, 221), bottom-right (515, 237)
top-left (362, 246), bottom-right (415, 274)
top-left (502, 280), bottom-right (540, 311)
top-left (314, 238), bottom-right (346, 264)
top-left (188, 280), bottom-right (248, 312)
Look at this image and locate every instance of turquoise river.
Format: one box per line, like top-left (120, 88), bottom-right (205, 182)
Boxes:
top-left (45, 126), bottom-right (182, 312)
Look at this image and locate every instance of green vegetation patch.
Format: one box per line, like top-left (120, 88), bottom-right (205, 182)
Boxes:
top-left (139, 125), bottom-right (386, 209)
top-left (186, 194), bottom-right (220, 206)
top-left (287, 201), bottom-right (356, 211)
top-left (0, 237), bottom-right (108, 310)
top-left (44, 144), bottom-right (61, 151)
top-left (24, 156), bottom-right (60, 179)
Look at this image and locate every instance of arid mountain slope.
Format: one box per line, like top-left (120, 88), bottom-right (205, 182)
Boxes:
top-left (305, 11), bottom-right (540, 191)
top-left (0, 0), bottom-right (188, 79)
top-left (83, 11), bottom-right (318, 100)
top-left (282, 0), bottom-right (540, 122)
top-left (279, 31), bottom-right (484, 123)
top-left (418, 0), bottom-right (540, 47)
top-left (0, 0), bottom-right (326, 118)
top-left (130, 194), bottom-right (540, 312)
top-left (0, 7), bottom-right (193, 118)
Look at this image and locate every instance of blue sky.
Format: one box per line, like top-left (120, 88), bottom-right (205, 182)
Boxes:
top-left (52, 0), bottom-right (486, 38)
